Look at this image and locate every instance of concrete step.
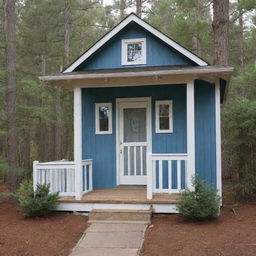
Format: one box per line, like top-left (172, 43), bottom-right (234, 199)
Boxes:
top-left (89, 209), bottom-right (152, 223)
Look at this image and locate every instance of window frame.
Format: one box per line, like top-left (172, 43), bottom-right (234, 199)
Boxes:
top-left (155, 100), bottom-right (173, 133)
top-left (95, 103), bottom-right (112, 135)
top-left (121, 38), bottom-right (146, 65)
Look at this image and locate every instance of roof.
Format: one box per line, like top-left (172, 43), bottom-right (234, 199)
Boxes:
top-left (40, 65), bottom-right (234, 88)
top-left (63, 13), bottom-right (208, 73)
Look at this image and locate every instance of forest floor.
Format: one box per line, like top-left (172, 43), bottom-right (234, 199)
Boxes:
top-left (0, 185), bottom-right (89, 256)
top-left (141, 180), bottom-right (256, 256)
top-left (1, 182), bottom-right (256, 256)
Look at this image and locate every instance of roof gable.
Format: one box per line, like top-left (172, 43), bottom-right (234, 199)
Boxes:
top-left (63, 13), bottom-right (208, 73)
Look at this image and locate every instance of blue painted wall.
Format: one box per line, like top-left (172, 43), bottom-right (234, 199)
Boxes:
top-left (82, 81), bottom-right (217, 190)
top-left (76, 23), bottom-right (196, 71)
top-left (82, 84), bottom-right (187, 189)
top-left (195, 80), bottom-right (217, 188)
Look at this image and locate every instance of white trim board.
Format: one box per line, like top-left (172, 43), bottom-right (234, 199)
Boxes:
top-left (63, 13), bottom-right (208, 73)
top-left (56, 202), bottom-right (178, 213)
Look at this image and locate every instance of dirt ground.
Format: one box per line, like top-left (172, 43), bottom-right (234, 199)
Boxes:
top-left (0, 195), bottom-right (88, 256)
top-left (141, 181), bottom-right (256, 256)
top-left (1, 182), bottom-right (256, 256)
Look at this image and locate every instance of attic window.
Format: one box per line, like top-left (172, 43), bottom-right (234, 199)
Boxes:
top-left (122, 38), bottom-right (146, 65)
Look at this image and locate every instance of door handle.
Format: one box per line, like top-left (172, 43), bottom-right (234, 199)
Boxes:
top-left (120, 149), bottom-right (122, 154)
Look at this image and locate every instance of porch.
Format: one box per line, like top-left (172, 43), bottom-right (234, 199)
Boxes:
top-left (33, 153), bottom-right (187, 212)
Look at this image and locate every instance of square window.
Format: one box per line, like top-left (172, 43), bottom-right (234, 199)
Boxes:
top-left (155, 100), bottom-right (173, 133)
top-left (95, 103), bottom-right (112, 134)
top-left (122, 38), bottom-right (146, 65)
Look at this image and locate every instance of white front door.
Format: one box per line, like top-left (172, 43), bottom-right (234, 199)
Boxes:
top-left (118, 98), bottom-right (151, 185)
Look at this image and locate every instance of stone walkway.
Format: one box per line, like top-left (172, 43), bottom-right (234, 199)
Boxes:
top-left (70, 223), bottom-right (148, 256)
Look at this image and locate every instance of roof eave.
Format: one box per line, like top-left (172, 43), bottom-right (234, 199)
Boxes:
top-left (39, 66), bottom-right (234, 89)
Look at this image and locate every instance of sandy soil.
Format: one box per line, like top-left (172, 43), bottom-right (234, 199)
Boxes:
top-left (0, 197), bottom-right (88, 256)
top-left (141, 182), bottom-right (256, 256)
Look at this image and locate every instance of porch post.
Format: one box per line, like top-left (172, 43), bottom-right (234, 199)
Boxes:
top-left (74, 87), bottom-right (83, 200)
top-left (215, 79), bottom-right (222, 199)
top-left (186, 80), bottom-right (195, 190)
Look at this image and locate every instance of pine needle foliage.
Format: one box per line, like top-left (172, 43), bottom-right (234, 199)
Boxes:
top-left (177, 176), bottom-right (221, 220)
top-left (16, 180), bottom-right (59, 218)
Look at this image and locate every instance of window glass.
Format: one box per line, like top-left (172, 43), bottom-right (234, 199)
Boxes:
top-left (159, 104), bottom-right (170, 130)
top-left (127, 42), bottom-right (142, 62)
top-left (99, 106), bottom-right (109, 131)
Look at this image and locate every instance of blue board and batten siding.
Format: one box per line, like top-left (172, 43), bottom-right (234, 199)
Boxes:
top-left (195, 80), bottom-right (217, 188)
top-left (75, 23), bottom-right (196, 71)
top-left (82, 81), bottom-right (217, 190)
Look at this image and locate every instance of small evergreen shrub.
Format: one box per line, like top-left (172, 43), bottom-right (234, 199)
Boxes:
top-left (177, 176), bottom-right (221, 220)
top-left (16, 180), bottom-right (59, 218)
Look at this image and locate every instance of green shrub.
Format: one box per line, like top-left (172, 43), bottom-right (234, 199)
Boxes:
top-left (16, 180), bottom-right (59, 218)
top-left (234, 174), bottom-right (256, 201)
top-left (177, 176), bottom-right (221, 220)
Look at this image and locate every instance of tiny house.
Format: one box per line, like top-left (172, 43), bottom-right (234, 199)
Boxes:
top-left (34, 13), bottom-right (233, 213)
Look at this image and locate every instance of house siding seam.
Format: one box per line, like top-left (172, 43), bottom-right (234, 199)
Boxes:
top-left (76, 23), bottom-right (196, 71)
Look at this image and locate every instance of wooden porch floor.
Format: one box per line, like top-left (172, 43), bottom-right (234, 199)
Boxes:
top-left (59, 188), bottom-right (180, 204)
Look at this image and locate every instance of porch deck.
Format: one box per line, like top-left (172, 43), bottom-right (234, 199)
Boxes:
top-left (58, 188), bottom-right (180, 204)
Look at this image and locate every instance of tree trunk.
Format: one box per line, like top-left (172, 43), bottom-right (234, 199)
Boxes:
top-left (4, 0), bottom-right (18, 191)
top-left (120, 0), bottom-right (126, 19)
top-left (136, 0), bottom-right (142, 17)
top-left (192, 0), bottom-right (201, 56)
top-left (212, 0), bottom-right (229, 66)
top-left (238, 7), bottom-right (244, 69)
top-left (64, 0), bottom-right (70, 67)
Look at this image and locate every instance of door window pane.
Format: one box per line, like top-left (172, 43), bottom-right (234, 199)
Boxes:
top-left (124, 108), bottom-right (146, 142)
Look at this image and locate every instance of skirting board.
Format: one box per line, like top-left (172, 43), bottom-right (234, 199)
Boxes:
top-left (56, 202), bottom-right (178, 213)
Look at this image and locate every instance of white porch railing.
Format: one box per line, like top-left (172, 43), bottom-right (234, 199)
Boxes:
top-left (82, 159), bottom-right (93, 193)
top-left (33, 159), bottom-right (93, 197)
top-left (147, 153), bottom-right (188, 199)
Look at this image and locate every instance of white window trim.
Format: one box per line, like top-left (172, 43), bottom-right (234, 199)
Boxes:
top-left (95, 103), bottom-right (112, 134)
top-left (155, 100), bottom-right (173, 133)
top-left (121, 38), bottom-right (146, 65)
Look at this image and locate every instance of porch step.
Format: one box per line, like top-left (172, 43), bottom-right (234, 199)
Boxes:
top-left (89, 209), bottom-right (152, 224)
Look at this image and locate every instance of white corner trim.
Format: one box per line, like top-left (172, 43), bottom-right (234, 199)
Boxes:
top-left (95, 103), bottom-right (112, 135)
top-left (63, 14), bottom-right (207, 73)
top-left (155, 100), bottom-right (173, 133)
top-left (74, 87), bottom-right (83, 200)
top-left (215, 79), bottom-right (222, 199)
top-left (186, 81), bottom-right (195, 190)
top-left (121, 38), bottom-right (146, 65)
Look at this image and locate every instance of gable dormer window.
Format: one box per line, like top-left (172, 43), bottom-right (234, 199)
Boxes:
top-left (122, 38), bottom-right (146, 65)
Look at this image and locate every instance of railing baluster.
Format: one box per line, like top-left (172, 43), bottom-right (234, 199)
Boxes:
top-left (140, 146), bottom-right (143, 176)
top-left (134, 146), bottom-right (137, 175)
top-left (168, 160), bottom-right (172, 191)
top-left (89, 163), bottom-right (93, 191)
top-left (159, 160), bottom-right (163, 192)
top-left (152, 159), bottom-right (156, 192)
top-left (177, 160), bottom-right (181, 190)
